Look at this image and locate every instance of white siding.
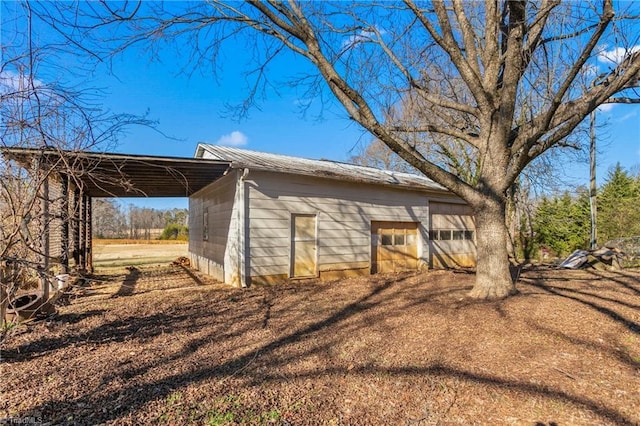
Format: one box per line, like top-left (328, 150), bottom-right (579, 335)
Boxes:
top-left (245, 171), bottom-right (460, 280)
top-left (188, 167), bottom-right (471, 285)
top-left (189, 171), bottom-right (241, 285)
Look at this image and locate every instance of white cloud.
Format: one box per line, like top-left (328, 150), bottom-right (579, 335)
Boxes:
top-left (342, 27), bottom-right (386, 49)
top-left (583, 63), bottom-right (599, 77)
top-left (596, 103), bottom-right (615, 112)
top-left (343, 30), bottom-right (375, 48)
top-left (0, 70), bottom-right (43, 93)
top-left (215, 130), bottom-right (248, 146)
top-left (597, 45), bottom-right (640, 65)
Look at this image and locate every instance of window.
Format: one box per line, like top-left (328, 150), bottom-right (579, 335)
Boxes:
top-left (430, 229), bottom-right (474, 241)
top-left (203, 207), bottom-right (209, 241)
top-left (375, 224), bottom-right (416, 247)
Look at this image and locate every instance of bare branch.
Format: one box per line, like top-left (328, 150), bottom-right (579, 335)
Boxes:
top-left (403, 0), bottom-right (490, 111)
top-left (603, 97), bottom-right (640, 104)
top-left (539, 0), bottom-right (615, 133)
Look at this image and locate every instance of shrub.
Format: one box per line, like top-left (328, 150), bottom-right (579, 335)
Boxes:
top-left (159, 223), bottom-right (188, 241)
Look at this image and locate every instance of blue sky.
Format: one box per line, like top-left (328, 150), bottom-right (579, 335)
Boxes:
top-left (102, 45), bottom-right (639, 210)
top-left (3, 2), bottom-right (639, 210)
top-left (97, 46), bottom-right (369, 209)
top-left (104, 51), bottom-right (367, 160)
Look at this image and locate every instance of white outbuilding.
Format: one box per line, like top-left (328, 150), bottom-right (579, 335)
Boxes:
top-left (188, 144), bottom-right (476, 287)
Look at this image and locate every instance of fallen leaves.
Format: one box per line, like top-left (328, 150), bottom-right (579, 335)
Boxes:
top-left (1, 265), bottom-right (639, 425)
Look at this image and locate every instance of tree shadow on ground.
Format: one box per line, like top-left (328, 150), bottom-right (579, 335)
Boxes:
top-left (11, 270), bottom-right (639, 424)
top-left (111, 266), bottom-right (140, 298)
top-left (520, 274), bottom-right (640, 334)
top-left (585, 268), bottom-right (640, 296)
top-left (529, 322), bottom-right (640, 370)
top-left (53, 309), bottom-right (106, 325)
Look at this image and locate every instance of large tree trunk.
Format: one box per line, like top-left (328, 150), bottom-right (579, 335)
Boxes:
top-left (469, 198), bottom-right (517, 299)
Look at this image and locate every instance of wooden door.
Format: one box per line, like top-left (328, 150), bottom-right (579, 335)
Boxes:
top-left (291, 214), bottom-right (317, 278)
top-left (371, 221), bottom-right (418, 273)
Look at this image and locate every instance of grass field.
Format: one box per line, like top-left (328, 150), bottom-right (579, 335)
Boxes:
top-left (93, 239), bottom-right (188, 269)
top-left (94, 239), bottom-right (188, 245)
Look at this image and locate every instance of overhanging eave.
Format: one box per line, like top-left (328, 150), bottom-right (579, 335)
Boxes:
top-left (1, 147), bottom-right (231, 197)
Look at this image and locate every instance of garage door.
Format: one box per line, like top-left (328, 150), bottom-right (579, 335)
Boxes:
top-left (371, 221), bottom-right (418, 273)
top-left (429, 203), bottom-right (476, 268)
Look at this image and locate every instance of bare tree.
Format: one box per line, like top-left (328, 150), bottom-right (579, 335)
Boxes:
top-left (1, 1), bottom-right (151, 328)
top-left (126, 206), bottom-right (166, 240)
top-left (35, 1), bottom-right (640, 298)
top-left (92, 198), bottom-right (127, 238)
top-left (349, 139), bottom-right (418, 174)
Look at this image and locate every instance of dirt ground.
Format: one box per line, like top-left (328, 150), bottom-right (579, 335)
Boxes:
top-left (1, 265), bottom-right (639, 425)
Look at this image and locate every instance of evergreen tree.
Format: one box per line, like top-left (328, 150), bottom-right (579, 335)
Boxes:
top-left (533, 189), bottom-right (589, 257)
top-left (598, 164), bottom-right (640, 242)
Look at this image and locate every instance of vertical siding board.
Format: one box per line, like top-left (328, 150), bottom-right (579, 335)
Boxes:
top-left (48, 175), bottom-right (63, 262)
top-left (71, 185), bottom-right (80, 270)
top-left (60, 174), bottom-right (69, 273)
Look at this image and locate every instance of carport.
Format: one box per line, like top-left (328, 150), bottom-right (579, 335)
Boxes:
top-left (1, 147), bottom-right (230, 275)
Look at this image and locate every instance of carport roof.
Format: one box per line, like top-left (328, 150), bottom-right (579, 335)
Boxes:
top-left (1, 147), bottom-right (231, 197)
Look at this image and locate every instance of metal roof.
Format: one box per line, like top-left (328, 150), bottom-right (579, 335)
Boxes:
top-left (1, 148), bottom-right (231, 198)
top-left (195, 144), bottom-right (448, 193)
top-left (2, 145), bottom-right (448, 198)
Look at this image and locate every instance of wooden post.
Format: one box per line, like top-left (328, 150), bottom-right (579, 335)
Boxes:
top-left (73, 187), bottom-right (81, 270)
top-left (85, 196), bottom-right (93, 273)
top-left (1, 264), bottom-right (6, 328)
top-left (41, 175), bottom-right (50, 301)
top-left (78, 192), bottom-right (85, 271)
top-left (60, 174), bottom-right (70, 274)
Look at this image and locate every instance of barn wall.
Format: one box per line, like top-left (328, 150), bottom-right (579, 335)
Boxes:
top-left (244, 170), bottom-right (462, 284)
top-left (188, 170), bottom-right (240, 285)
top-left (38, 173), bottom-right (73, 273)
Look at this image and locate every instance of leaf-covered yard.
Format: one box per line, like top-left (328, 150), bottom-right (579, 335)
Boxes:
top-left (1, 265), bottom-right (639, 425)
